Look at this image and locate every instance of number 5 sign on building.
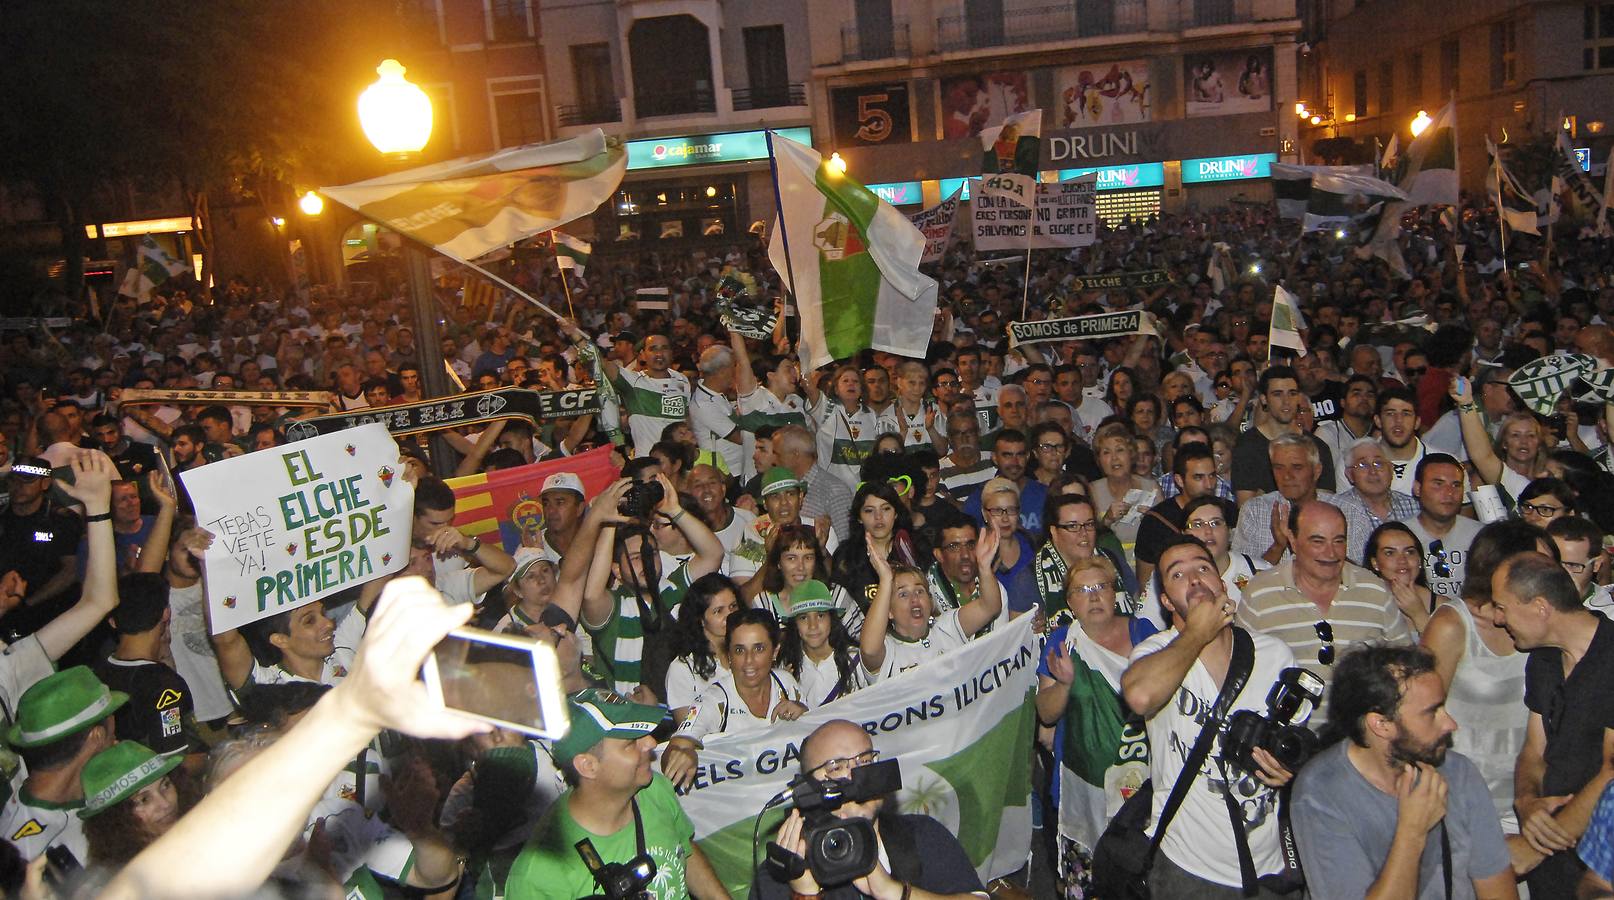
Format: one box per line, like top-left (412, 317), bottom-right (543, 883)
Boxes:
top-left (831, 83), bottom-right (913, 146)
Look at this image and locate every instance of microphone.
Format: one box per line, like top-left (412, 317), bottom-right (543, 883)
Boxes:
top-left (763, 759), bottom-right (903, 811)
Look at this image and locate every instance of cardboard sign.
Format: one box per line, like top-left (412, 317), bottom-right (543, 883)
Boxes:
top-left (181, 424), bottom-right (412, 633)
top-left (972, 175), bottom-right (1097, 251)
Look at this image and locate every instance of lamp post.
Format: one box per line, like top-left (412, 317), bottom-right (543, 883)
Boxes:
top-left (359, 59), bottom-right (457, 475)
top-left (1410, 109), bottom-right (1433, 138)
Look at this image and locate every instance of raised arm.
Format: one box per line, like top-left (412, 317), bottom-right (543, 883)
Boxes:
top-left (658, 473), bottom-right (724, 579)
top-left (957, 526), bottom-right (1003, 636)
top-left (36, 451), bottom-right (120, 660)
top-left (730, 331), bottom-right (759, 398)
top-left (137, 470), bottom-right (179, 575)
top-left (1450, 377), bottom-right (1504, 485)
top-left (451, 419), bottom-right (506, 477)
top-left (859, 538), bottom-right (894, 674)
top-left (555, 479), bottom-right (633, 624)
top-left (560, 317), bottom-right (620, 383)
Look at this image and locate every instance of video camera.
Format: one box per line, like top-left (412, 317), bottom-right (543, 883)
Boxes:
top-left (1220, 667), bottom-right (1324, 775)
top-left (764, 758), bottom-right (902, 887)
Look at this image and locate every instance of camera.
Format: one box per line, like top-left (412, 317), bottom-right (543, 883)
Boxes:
top-left (766, 758), bottom-right (902, 887)
top-left (575, 838), bottom-right (656, 900)
top-left (618, 479), bottom-right (664, 521)
top-left (1221, 667), bottom-right (1325, 775)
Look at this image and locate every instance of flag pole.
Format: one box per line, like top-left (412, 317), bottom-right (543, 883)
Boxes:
top-left (551, 229), bottom-right (578, 320)
top-left (764, 131), bottom-right (802, 306)
top-left (1496, 160), bottom-right (1510, 271)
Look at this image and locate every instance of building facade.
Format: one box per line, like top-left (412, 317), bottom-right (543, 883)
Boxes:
top-left (805, 0), bottom-right (1304, 219)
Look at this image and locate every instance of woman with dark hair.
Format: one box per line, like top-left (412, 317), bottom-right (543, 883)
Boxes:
top-left (777, 580), bottom-right (862, 707)
top-left (745, 523), bottom-right (864, 632)
top-left (1104, 366), bottom-right (1137, 414)
top-left (1029, 422), bottom-right (1071, 487)
top-left (80, 741), bottom-right (200, 867)
top-left (1516, 476), bottom-right (1577, 531)
top-left (1126, 394), bottom-right (1171, 458)
top-left (830, 480), bottom-right (927, 615)
top-left (1363, 521), bottom-right (1435, 633)
top-left (1547, 448), bottom-right (1614, 533)
top-left (662, 572), bottom-right (743, 722)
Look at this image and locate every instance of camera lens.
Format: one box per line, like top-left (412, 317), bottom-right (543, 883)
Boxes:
top-left (818, 826), bottom-right (853, 862)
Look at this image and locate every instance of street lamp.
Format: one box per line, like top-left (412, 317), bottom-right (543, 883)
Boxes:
top-left (1410, 109), bottom-right (1433, 137)
top-left (829, 152), bottom-right (848, 174)
top-left (298, 191), bottom-right (324, 216)
top-left (359, 58), bottom-right (456, 474)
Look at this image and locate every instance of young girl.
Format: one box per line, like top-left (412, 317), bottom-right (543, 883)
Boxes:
top-left (778, 580), bottom-right (861, 707)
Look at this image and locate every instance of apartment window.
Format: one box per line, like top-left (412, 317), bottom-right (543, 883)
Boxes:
top-left (1586, 4), bottom-right (1614, 69)
top-left (396, 0), bottom-right (441, 42)
top-left (743, 26), bottom-right (789, 107)
top-left (1440, 39), bottom-right (1460, 94)
top-left (1407, 51), bottom-right (1423, 106)
top-left (628, 15), bottom-right (715, 117)
top-left (1351, 70), bottom-right (1367, 118)
top-left (1492, 20), bottom-right (1517, 87)
top-left (493, 90), bottom-right (545, 146)
top-left (489, 0), bottom-right (530, 42)
top-left (570, 44), bottom-right (615, 123)
top-left (1378, 59), bottom-right (1393, 114)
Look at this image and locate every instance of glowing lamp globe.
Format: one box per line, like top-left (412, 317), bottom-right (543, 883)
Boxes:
top-left (359, 59), bottom-right (433, 156)
top-left (1410, 110), bottom-right (1432, 137)
top-left (298, 191), bottom-right (324, 216)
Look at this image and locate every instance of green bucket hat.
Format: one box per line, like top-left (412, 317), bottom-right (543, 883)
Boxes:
top-left (7, 666), bottom-right (128, 749)
top-left (760, 466), bottom-right (805, 498)
top-left (783, 580), bottom-right (836, 618)
top-left (551, 689), bottom-right (668, 765)
top-left (79, 741), bottom-right (181, 818)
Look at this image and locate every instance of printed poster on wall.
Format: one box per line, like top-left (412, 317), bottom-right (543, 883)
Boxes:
top-left (831, 83), bottom-right (913, 147)
top-left (181, 423), bottom-right (413, 633)
top-left (1184, 48), bottom-right (1273, 117)
top-left (1055, 61), bottom-right (1152, 128)
top-left (939, 71), bottom-right (1031, 139)
top-left (972, 174), bottom-right (1097, 252)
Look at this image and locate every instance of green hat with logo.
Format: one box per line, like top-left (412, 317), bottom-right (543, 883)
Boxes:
top-left (551, 689), bottom-right (668, 764)
top-left (79, 741), bottom-right (181, 818)
top-left (783, 580), bottom-right (836, 617)
top-left (6, 666), bottom-right (128, 749)
top-left (760, 466), bottom-right (805, 497)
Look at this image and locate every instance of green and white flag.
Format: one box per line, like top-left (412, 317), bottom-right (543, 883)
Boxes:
top-left (1486, 137), bottom-right (1540, 236)
top-left (1511, 353), bottom-right (1596, 416)
top-left (683, 616), bottom-right (1039, 897)
top-left (980, 109), bottom-right (1042, 177)
top-left (119, 236), bottom-right (190, 299)
top-left (1398, 99), bottom-right (1458, 208)
top-left (767, 133), bottom-right (938, 370)
top-left (553, 231), bottom-right (591, 276)
top-left (1299, 169), bottom-right (1407, 234)
top-left (1271, 284), bottom-right (1308, 357)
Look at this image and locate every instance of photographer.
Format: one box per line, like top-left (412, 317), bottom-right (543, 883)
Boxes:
top-left (1291, 644), bottom-right (1516, 900)
top-left (506, 689), bottom-right (730, 899)
top-left (1119, 533), bottom-right (1301, 897)
top-left (754, 719), bottom-right (987, 899)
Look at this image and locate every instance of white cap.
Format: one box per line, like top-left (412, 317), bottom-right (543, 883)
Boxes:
top-left (540, 472), bottom-right (585, 498)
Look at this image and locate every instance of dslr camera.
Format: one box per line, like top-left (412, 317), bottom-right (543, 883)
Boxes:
top-left (767, 758), bottom-right (902, 887)
top-left (576, 838), bottom-right (655, 900)
top-left (618, 479), bottom-right (665, 522)
top-left (1221, 667), bottom-right (1325, 775)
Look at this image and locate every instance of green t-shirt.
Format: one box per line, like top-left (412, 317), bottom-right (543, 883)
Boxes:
top-left (506, 774), bottom-right (695, 900)
top-left (586, 561), bottom-right (694, 695)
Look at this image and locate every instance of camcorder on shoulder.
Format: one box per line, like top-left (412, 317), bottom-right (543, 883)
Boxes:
top-left (765, 758), bottom-right (903, 887)
top-left (1220, 666), bottom-right (1325, 775)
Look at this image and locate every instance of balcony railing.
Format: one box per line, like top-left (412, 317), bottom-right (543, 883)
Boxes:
top-left (839, 18), bottom-right (911, 61)
top-left (557, 100), bottom-right (621, 126)
top-left (935, 1), bottom-right (1148, 52)
top-left (732, 83), bottom-right (807, 110)
top-left (633, 86), bottom-right (716, 118)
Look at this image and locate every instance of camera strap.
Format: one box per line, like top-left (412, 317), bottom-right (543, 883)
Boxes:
top-left (632, 797), bottom-right (647, 860)
top-left (1145, 626), bottom-right (1254, 869)
top-left (1439, 822), bottom-right (1452, 900)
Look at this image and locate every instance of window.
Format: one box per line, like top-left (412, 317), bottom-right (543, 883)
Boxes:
top-left (1407, 51), bottom-right (1423, 106)
top-left (964, 0), bottom-right (1005, 47)
top-left (1492, 20), bottom-right (1517, 87)
top-left (1353, 69), bottom-right (1368, 118)
top-left (489, 0), bottom-right (529, 42)
top-left (569, 43), bottom-right (615, 122)
top-left (1440, 39), bottom-right (1459, 94)
top-left (395, 0), bottom-right (441, 42)
top-left (1378, 59), bottom-right (1393, 114)
top-left (743, 26), bottom-right (789, 107)
top-left (628, 16), bottom-right (715, 117)
top-left (854, 0), bottom-right (895, 57)
top-left (493, 90), bottom-right (545, 146)
top-left (1586, 4), bottom-right (1614, 69)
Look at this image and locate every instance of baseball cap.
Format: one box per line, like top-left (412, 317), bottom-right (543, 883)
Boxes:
top-left (551, 689), bottom-right (668, 764)
top-left (783, 580), bottom-right (836, 618)
top-left (507, 547), bottom-right (559, 585)
top-left (540, 472), bottom-right (585, 499)
top-left (8, 457), bottom-right (51, 480)
top-left (760, 466), bottom-right (804, 497)
top-left (7, 666), bottom-right (129, 748)
top-left (79, 741), bottom-right (182, 818)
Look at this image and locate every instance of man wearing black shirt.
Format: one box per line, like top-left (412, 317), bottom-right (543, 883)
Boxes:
top-left (1295, 353), bottom-right (1346, 424)
top-left (0, 458), bottom-right (84, 634)
top-left (90, 414), bottom-right (159, 481)
top-left (94, 573), bottom-right (197, 759)
top-left (1491, 553), bottom-right (1614, 899)
top-left (1134, 444), bottom-right (1238, 589)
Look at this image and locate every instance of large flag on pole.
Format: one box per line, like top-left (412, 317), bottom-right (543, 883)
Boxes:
top-left (553, 232), bottom-right (591, 276)
top-left (118, 236), bottom-right (190, 299)
top-left (1269, 163), bottom-right (1379, 222)
top-left (1298, 169), bottom-right (1407, 234)
top-left (1398, 100), bottom-right (1459, 208)
top-left (320, 128), bottom-right (627, 265)
top-left (1271, 285), bottom-right (1308, 356)
top-left (1486, 137), bottom-right (1540, 236)
top-left (767, 133), bottom-right (938, 370)
top-left (980, 109), bottom-right (1042, 177)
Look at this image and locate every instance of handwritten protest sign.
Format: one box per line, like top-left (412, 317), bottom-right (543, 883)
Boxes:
top-left (908, 188), bottom-right (961, 263)
top-left (181, 423), bottom-right (412, 633)
top-left (972, 174), bottom-right (1097, 251)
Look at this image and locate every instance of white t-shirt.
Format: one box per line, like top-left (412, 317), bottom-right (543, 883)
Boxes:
top-left (691, 381), bottom-right (744, 475)
top-left (863, 607), bottom-right (972, 683)
top-left (1130, 628), bottom-right (1298, 887)
top-left (0, 791), bottom-right (84, 864)
top-left (1135, 553), bottom-right (1266, 632)
top-left (167, 581), bottom-right (236, 721)
top-left (796, 650), bottom-right (857, 707)
top-left (664, 654), bottom-right (726, 713)
top-left (676, 667), bottom-right (803, 743)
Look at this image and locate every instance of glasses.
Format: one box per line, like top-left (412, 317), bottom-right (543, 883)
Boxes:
top-left (939, 540), bottom-right (973, 552)
top-left (1069, 582), bottom-right (1112, 596)
top-left (1563, 559), bottom-right (1591, 575)
top-left (1037, 442), bottom-right (1068, 453)
top-left (1429, 539), bottom-right (1452, 579)
top-left (1185, 517), bottom-right (1226, 530)
top-left (1349, 459), bottom-right (1388, 471)
top-left (1052, 520), bottom-right (1097, 533)
top-left (812, 749), bottom-right (881, 781)
top-left (985, 506), bottom-right (1021, 518)
top-left (1314, 621), bottom-right (1336, 665)
top-left (1520, 501), bottom-right (1566, 518)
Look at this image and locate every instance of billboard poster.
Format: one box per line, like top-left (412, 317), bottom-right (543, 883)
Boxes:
top-left (1184, 49), bottom-right (1273, 117)
top-left (1055, 61), bottom-right (1151, 128)
top-left (939, 71), bottom-right (1031, 139)
top-left (831, 83), bottom-right (913, 146)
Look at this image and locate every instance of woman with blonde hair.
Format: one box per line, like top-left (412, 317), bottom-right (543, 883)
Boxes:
top-left (1088, 422), bottom-right (1158, 565)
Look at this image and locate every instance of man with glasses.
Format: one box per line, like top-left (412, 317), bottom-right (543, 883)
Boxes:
top-left (1135, 445), bottom-right (1239, 590)
top-left (1334, 439), bottom-right (1419, 530)
top-left (1546, 517), bottom-right (1611, 613)
top-left (756, 719), bottom-right (986, 898)
top-left (1239, 501), bottom-right (1413, 722)
top-left (1315, 375), bottom-right (1378, 486)
top-left (1394, 453), bottom-right (1480, 602)
top-left (961, 429), bottom-right (1046, 534)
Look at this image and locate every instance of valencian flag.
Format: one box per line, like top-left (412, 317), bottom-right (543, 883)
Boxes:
top-left (1486, 137), bottom-right (1540, 236)
top-left (1271, 285), bottom-right (1308, 357)
top-left (320, 128), bottom-right (627, 265)
top-left (1509, 353), bottom-right (1596, 416)
top-left (1397, 99), bottom-right (1458, 208)
top-left (767, 133), bottom-right (938, 371)
top-left (553, 232), bottom-right (591, 276)
top-left (446, 446), bottom-right (619, 553)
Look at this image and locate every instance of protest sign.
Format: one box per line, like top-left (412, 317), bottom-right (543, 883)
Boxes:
top-left (446, 446), bottom-right (620, 553)
top-left (181, 423), bottom-right (412, 634)
top-left (972, 175), bottom-right (1097, 251)
top-left (684, 616), bottom-right (1039, 897)
top-left (283, 387), bottom-right (600, 441)
top-left (908, 188), bottom-right (962, 263)
top-left (1008, 309), bottom-right (1158, 346)
top-left (1071, 269), bottom-right (1172, 291)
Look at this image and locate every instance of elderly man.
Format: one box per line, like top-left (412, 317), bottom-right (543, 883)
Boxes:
top-left (1232, 366), bottom-right (1339, 504)
top-left (690, 345), bottom-right (743, 475)
top-left (773, 424), bottom-right (853, 540)
top-left (1238, 501), bottom-right (1414, 721)
top-left (1333, 438), bottom-right (1419, 530)
top-left (1231, 434), bottom-right (1375, 565)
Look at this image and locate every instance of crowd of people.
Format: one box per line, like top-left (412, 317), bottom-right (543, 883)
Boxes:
top-left (3, 194), bottom-right (1614, 899)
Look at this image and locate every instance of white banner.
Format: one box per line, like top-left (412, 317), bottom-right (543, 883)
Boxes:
top-left (908, 188), bottom-right (962, 264)
top-left (684, 617), bottom-right (1040, 897)
top-left (181, 423), bottom-right (413, 633)
top-left (972, 175), bottom-right (1098, 252)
